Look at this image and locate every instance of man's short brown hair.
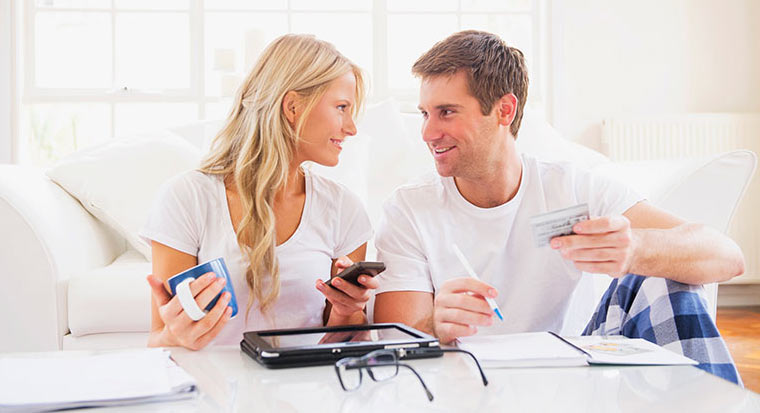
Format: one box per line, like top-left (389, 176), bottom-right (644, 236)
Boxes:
top-left (412, 30), bottom-right (529, 137)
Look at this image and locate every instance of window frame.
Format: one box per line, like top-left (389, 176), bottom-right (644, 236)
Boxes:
top-left (13, 0), bottom-right (548, 163)
top-left (2, 1), bottom-right (18, 163)
top-left (23, 1), bottom-right (203, 141)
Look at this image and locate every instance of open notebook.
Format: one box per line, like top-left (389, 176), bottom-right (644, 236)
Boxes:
top-left (0, 348), bottom-right (197, 412)
top-left (457, 332), bottom-right (698, 368)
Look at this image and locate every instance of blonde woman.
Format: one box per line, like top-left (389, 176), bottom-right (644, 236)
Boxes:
top-left (140, 34), bottom-right (377, 350)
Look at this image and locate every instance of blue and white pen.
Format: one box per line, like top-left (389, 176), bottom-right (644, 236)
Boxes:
top-left (451, 244), bottom-right (504, 321)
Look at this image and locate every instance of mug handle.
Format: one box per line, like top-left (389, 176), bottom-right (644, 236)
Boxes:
top-left (175, 278), bottom-right (207, 321)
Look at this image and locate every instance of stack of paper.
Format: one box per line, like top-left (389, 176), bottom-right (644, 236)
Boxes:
top-left (0, 348), bottom-right (197, 412)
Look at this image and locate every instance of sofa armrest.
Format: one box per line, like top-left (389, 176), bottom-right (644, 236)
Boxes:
top-left (0, 165), bottom-right (126, 352)
top-left (591, 150), bottom-right (757, 229)
top-left (590, 151), bottom-right (757, 320)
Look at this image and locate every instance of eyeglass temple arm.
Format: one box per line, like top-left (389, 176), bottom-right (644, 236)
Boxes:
top-left (397, 363), bottom-right (435, 402)
top-left (440, 348), bottom-right (489, 386)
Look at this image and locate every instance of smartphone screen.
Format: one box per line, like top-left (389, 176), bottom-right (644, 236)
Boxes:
top-left (325, 261), bottom-right (385, 288)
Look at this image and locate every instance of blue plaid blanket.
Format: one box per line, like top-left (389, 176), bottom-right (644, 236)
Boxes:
top-left (583, 274), bottom-right (742, 386)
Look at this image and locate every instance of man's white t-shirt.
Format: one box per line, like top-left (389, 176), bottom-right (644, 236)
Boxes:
top-left (375, 153), bottom-right (644, 335)
top-left (140, 168), bottom-right (372, 345)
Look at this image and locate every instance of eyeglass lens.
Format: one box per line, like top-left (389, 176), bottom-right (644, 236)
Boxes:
top-left (365, 351), bottom-right (399, 382)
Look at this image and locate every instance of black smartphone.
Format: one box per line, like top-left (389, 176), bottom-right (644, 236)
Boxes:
top-left (325, 261), bottom-right (386, 288)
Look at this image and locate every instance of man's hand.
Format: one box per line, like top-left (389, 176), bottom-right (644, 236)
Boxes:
top-left (433, 278), bottom-right (497, 344)
top-left (551, 215), bottom-right (636, 278)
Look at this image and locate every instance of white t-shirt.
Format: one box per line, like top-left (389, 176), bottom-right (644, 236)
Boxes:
top-left (374, 153), bottom-right (644, 335)
top-left (140, 168), bottom-right (372, 345)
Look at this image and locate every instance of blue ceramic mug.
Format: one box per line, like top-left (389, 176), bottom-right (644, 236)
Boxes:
top-left (167, 257), bottom-right (238, 318)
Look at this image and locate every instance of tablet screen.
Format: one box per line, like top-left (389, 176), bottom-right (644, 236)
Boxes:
top-left (258, 325), bottom-right (419, 349)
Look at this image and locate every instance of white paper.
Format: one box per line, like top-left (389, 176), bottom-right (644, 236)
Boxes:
top-left (563, 336), bottom-right (698, 366)
top-left (457, 332), bottom-right (588, 368)
top-left (0, 348), bottom-right (196, 410)
top-left (457, 333), bottom-right (698, 369)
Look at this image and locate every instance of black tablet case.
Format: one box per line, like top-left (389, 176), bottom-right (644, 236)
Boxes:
top-left (240, 323), bottom-right (442, 369)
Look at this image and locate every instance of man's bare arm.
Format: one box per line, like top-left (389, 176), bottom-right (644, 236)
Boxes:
top-left (556, 201), bottom-right (745, 285)
top-left (625, 202), bottom-right (745, 284)
top-left (373, 291), bottom-right (435, 335)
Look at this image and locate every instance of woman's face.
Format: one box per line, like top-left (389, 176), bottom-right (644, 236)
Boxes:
top-left (294, 71), bottom-right (358, 167)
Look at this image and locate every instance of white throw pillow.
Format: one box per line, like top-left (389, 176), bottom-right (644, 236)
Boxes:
top-left (361, 99), bottom-right (435, 223)
top-left (304, 133), bottom-right (370, 205)
top-left (168, 119), bottom-right (224, 152)
top-left (47, 134), bottom-right (202, 260)
top-left (516, 109), bottom-right (611, 170)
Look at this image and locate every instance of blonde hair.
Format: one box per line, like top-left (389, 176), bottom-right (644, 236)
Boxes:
top-left (199, 34), bottom-right (366, 313)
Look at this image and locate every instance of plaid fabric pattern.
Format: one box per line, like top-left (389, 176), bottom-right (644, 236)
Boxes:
top-left (583, 274), bottom-right (742, 386)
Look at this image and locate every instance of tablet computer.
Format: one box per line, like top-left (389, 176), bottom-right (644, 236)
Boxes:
top-left (241, 323), bottom-right (441, 369)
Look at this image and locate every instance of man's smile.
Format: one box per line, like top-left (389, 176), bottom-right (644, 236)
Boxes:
top-left (432, 145), bottom-right (456, 158)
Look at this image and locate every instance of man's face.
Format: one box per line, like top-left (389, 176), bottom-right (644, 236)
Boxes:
top-left (417, 71), bottom-right (501, 179)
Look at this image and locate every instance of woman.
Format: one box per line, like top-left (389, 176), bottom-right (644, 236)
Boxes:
top-left (140, 34), bottom-right (377, 350)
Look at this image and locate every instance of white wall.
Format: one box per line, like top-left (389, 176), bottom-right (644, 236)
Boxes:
top-left (0, 1), bottom-right (13, 164)
top-left (550, 0), bottom-right (760, 150)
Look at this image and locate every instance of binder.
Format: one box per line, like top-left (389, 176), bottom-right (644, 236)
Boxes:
top-left (457, 333), bottom-right (698, 368)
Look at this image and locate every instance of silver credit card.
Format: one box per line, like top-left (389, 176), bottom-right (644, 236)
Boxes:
top-left (530, 203), bottom-right (590, 247)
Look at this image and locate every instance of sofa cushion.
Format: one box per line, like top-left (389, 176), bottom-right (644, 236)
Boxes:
top-left (593, 151), bottom-right (757, 231)
top-left (47, 134), bottom-right (201, 259)
top-left (561, 150), bottom-right (757, 333)
top-left (310, 98), bottom-right (434, 223)
top-left (168, 119), bottom-right (223, 152)
top-left (304, 133), bottom-right (370, 206)
top-left (62, 332), bottom-right (150, 351)
top-left (516, 109), bottom-right (611, 170)
top-left (67, 250), bottom-right (152, 336)
top-left (362, 98), bottom-right (434, 223)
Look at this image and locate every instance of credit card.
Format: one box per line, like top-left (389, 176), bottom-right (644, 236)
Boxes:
top-left (530, 203), bottom-right (590, 247)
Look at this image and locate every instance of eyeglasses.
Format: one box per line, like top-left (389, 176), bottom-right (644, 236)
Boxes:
top-left (334, 348), bottom-right (488, 402)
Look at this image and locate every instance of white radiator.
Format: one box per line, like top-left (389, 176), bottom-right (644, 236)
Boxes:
top-left (602, 114), bottom-right (760, 284)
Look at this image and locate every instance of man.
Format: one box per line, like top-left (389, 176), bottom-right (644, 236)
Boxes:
top-left (372, 30), bottom-right (744, 384)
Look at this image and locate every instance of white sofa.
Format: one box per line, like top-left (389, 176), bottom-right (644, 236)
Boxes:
top-left (1, 100), bottom-right (755, 353)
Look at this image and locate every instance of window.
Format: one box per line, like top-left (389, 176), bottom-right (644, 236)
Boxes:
top-left (17, 0), bottom-right (543, 165)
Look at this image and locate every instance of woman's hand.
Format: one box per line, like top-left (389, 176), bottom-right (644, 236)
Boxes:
top-left (315, 256), bottom-right (380, 325)
top-left (146, 272), bottom-right (232, 350)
